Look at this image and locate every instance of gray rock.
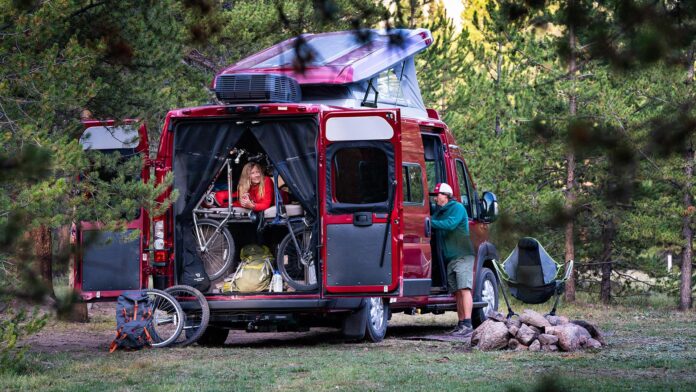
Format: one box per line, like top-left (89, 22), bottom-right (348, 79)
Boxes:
top-left (546, 324), bottom-right (592, 351)
top-left (538, 333), bottom-right (559, 346)
top-left (486, 310), bottom-right (507, 322)
top-left (528, 325), bottom-right (543, 335)
top-left (519, 309), bottom-right (552, 329)
top-left (542, 344), bottom-right (559, 352)
top-left (529, 340), bottom-right (541, 351)
top-left (557, 316), bottom-right (569, 325)
top-left (508, 338), bottom-right (521, 350)
top-left (571, 320), bottom-right (606, 346)
top-left (545, 315), bottom-right (561, 326)
top-left (505, 318), bottom-right (522, 329)
top-left (508, 325), bottom-right (519, 337)
top-left (516, 324), bottom-right (538, 345)
top-left (472, 320), bottom-right (510, 351)
top-left (584, 338), bottom-right (602, 349)
top-left (515, 343), bottom-right (529, 351)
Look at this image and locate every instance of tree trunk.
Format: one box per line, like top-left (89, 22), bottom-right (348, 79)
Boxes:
top-left (495, 40), bottom-right (503, 136)
top-left (680, 144), bottom-right (694, 311)
top-left (63, 223), bottom-right (89, 322)
top-left (679, 46), bottom-right (694, 311)
top-left (564, 21), bottom-right (577, 302)
top-left (30, 225), bottom-right (54, 298)
top-left (600, 218), bottom-right (615, 304)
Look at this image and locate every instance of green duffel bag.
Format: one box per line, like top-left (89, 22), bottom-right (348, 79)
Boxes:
top-left (230, 244), bottom-right (274, 292)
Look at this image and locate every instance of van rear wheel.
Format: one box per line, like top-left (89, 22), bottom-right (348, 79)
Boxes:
top-left (197, 326), bottom-right (229, 346)
top-left (364, 297), bottom-right (388, 343)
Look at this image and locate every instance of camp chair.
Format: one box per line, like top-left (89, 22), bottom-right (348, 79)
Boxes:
top-left (493, 237), bottom-right (574, 318)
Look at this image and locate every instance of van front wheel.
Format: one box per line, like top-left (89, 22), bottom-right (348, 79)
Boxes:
top-left (473, 267), bottom-right (499, 327)
top-left (364, 297), bottom-right (388, 343)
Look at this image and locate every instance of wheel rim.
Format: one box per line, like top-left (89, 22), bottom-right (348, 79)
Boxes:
top-left (197, 223), bottom-right (230, 279)
top-left (369, 297), bottom-right (385, 332)
top-left (481, 279), bottom-right (496, 315)
top-left (149, 292), bottom-right (182, 347)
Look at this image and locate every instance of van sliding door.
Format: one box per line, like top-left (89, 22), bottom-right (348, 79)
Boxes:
top-left (321, 110), bottom-right (402, 296)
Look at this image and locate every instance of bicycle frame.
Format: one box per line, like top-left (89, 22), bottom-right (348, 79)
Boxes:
top-left (192, 158), bottom-right (234, 253)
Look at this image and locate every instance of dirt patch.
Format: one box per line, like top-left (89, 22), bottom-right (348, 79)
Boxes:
top-left (21, 304), bottom-right (458, 354)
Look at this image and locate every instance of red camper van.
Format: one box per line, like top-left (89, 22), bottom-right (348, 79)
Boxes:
top-left (75, 29), bottom-right (501, 344)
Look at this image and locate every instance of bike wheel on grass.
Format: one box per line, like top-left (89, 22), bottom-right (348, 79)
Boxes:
top-left (164, 285), bottom-right (210, 347)
top-left (276, 228), bottom-right (318, 291)
top-left (194, 218), bottom-right (235, 280)
top-left (144, 289), bottom-right (184, 348)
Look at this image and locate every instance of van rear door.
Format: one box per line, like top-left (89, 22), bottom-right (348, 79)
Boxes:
top-left (74, 121), bottom-right (149, 300)
top-left (321, 110), bottom-right (402, 296)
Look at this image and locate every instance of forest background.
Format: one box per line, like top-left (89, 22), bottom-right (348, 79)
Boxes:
top-left (1, 0), bottom-right (695, 367)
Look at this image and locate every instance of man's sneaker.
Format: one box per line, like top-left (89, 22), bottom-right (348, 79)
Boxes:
top-left (450, 325), bottom-right (473, 337)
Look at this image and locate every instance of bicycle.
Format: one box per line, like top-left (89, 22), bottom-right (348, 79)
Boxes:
top-left (193, 149), bottom-right (318, 291)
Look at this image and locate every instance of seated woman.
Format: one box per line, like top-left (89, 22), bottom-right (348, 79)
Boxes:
top-left (233, 162), bottom-right (274, 212)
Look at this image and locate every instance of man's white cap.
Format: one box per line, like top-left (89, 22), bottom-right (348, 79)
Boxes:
top-left (434, 183), bottom-right (453, 196)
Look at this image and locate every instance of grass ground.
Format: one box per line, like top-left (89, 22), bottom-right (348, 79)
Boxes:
top-left (2, 293), bottom-right (696, 392)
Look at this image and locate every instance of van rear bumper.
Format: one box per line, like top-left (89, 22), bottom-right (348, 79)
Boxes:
top-left (203, 297), bottom-right (363, 312)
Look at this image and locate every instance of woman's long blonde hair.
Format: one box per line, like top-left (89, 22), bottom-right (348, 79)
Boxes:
top-left (237, 162), bottom-right (266, 198)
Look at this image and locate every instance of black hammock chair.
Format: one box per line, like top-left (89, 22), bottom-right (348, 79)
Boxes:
top-left (493, 237), bottom-right (574, 318)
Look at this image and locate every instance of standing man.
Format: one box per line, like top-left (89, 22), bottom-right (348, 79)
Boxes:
top-left (431, 183), bottom-right (475, 336)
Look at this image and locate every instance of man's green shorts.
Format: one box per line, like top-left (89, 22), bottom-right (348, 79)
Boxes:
top-left (446, 256), bottom-right (475, 293)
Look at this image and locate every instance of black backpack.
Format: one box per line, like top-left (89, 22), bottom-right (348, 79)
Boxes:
top-left (182, 254), bottom-right (211, 292)
top-left (109, 291), bottom-right (155, 352)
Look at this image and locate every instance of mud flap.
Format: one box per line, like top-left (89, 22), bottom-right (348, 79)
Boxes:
top-left (341, 298), bottom-right (368, 340)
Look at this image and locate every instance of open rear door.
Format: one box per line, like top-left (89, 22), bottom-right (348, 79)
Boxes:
top-left (73, 120), bottom-right (149, 300)
top-left (321, 109), bottom-right (402, 296)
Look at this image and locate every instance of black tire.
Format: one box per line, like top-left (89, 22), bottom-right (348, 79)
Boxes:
top-left (197, 326), bottom-right (229, 347)
top-left (165, 285), bottom-right (210, 347)
top-left (364, 297), bottom-right (388, 343)
top-left (144, 289), bottom-right (185, 348)
top-left (276, 228), bottom-right (318, 291)
top-left (194, 218), bottom-right (235, 280)
top-left (472, 267), bottom-right (499, 327)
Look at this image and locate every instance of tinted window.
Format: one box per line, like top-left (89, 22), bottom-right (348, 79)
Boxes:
top-left (402, 164), bottom-right (424, 204)
top-left (422, 134), bottom-right (445, 192)
top-left (333, 148), bottom-right (388, 204)
top-left (456, 160), bottom-right (474, 217)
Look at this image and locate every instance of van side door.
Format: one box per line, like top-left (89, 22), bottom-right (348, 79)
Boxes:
top-left (73, 121), bottom-right (150, 300)
top-left (321, 109), bottom-right (403, 296)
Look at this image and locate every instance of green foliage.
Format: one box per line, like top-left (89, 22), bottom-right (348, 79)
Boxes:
top-left (0, 306), bottom-right (48, 374)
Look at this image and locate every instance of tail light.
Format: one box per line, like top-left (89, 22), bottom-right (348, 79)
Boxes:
top-left (154, 250), bottom-right (168, 263)
top-left (154, 219), bottom-right (165, 250)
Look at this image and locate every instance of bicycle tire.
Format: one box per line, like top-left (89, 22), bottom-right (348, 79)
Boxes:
top-left (276, 228), bottom-right (318, 291)
top-left (165, 285), bottom-right (210, 347)
top-left (194, 218), bottom-right (235, 280)
top-left (144, 289), bottom-right (184, 348)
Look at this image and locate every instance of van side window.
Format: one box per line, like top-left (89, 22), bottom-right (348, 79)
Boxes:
top-left (455, 159), bottom-right (474, 217)
top-left (333, 147), bottom-right (388, 204)
top-left (402, 163), bottom-right (424, 204)
top-left (422, 134), bottom-right (446, 191)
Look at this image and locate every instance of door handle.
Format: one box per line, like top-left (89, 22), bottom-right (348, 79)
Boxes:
top-left (425, 217), bottom-right (431, 237)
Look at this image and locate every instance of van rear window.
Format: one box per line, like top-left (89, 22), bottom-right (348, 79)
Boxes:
top-left (332, 147), bottom-right (388, 204)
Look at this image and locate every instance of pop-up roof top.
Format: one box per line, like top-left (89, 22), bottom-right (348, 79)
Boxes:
top-left (213, 29), bottom-right (433, 116)
top-left (215, 28), bottom-right (433, 85)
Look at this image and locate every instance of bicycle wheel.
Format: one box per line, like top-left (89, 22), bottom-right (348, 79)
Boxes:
top-left (194, 218), bottom-right (235, 280)
top-left (277, 228), bottom-right (318, 291)
top-left (165, 285), bottom-right (210, 347)
top-left (145, 289), bottom-right (184, 348)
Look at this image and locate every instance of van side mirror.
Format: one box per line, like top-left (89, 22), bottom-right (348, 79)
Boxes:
top-left (480, 191), bottom-right (499, 223)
